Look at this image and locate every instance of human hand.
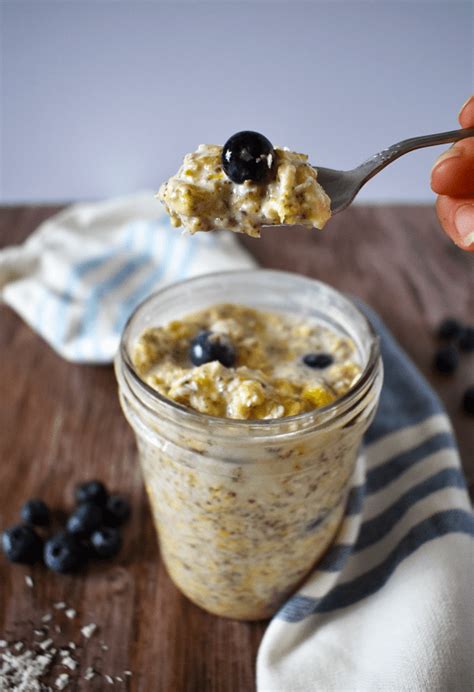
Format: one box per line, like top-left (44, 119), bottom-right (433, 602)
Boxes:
top-left (431, 96), bottom-right (474, 251)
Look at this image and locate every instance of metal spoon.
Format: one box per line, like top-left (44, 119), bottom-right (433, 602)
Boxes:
top-left (314, 128), bottom-right (474, 214)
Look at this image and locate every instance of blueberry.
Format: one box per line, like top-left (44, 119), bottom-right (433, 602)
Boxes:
top-left (44, 532), bottom-right (86, 573)
top-left (302, 353), bottom-right (334, 369)
top-left (91, 527), bottom-right (122, 559)
top-left (2, 524), bottom-right (43, 564)
top-left (433, 345), bottom-right (459, 374)
top-left (462, 386), bottom-right (474, 415)
top-left (459, 326), bottom-right (474, 353)
top-left (189, 330), bottom-right (236, 368)
top-left (104, 495), bottom-right (131, 527)
top-left (20, 499), bottom-right (51, 527)
top-left (74, 480), bottom-right (108, 507)
top-left (437, 318), bottom-right (462, 340)
top-left (66, 503), bottom-right (103, 537)
top-left (222, 131), bottom-right (276, 184)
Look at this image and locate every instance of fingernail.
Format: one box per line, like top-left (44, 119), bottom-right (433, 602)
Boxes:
top-left (458, 95), bottom-right (474, 117)
top-left (454, 204), bottom-right (474, 248)
top-left (430, 148), bottom-right (461, 176)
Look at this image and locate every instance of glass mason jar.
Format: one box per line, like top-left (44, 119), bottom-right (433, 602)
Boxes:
top-left (115, 270), bottom-right (383, 620)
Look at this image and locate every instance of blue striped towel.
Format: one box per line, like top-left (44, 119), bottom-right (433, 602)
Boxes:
top-left (257, 306), bottom-right (473, 692)
top-left (0, 192), bottom-right (256, 362)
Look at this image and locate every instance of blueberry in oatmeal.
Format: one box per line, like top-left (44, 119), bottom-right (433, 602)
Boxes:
top-left (189, 330), bottom-right (236, 368)
top-left (302, 353), bottom-right (334, 369)
top-left (132, 304), bottom-right (361, 420)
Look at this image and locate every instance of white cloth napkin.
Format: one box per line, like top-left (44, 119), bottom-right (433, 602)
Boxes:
top-left (0, 192), bottom-right (256, 363)
top-left (258, 308), bottom-right (474, 692)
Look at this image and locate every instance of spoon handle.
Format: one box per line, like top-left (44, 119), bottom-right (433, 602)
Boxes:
top-left (355, 127), bottom-right (474, 183)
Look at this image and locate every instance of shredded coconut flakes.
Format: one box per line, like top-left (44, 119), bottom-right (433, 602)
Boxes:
top-left (0, 649), bottom-right (53, 691)
top-left (84, 666), bottom-right (96, 681)
top-left (80, 623), bottom-right (97, 639)
top-left (55, 672), bottom-right (70, 689)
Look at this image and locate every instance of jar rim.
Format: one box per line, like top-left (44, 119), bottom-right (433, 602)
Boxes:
top-left (118, 269), bottom-right (381, 436)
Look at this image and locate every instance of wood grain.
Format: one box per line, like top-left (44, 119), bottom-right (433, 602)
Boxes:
top-left (0, 204), bottom-right (472, 691)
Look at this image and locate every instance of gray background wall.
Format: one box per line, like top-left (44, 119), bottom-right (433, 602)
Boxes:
top-left (1, 0), bottom-right (472, 203)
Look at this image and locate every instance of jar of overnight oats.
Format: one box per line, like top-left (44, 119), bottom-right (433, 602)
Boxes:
top-left (115, 270), bottom-right (383, 620)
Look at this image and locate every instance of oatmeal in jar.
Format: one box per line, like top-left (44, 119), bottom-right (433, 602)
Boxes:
top-left (115, 271), bottom-right (382, 620)
top-left (132, 304), bottom-right (361, 419)
top-left (158, 131), bottom-right (331, 237)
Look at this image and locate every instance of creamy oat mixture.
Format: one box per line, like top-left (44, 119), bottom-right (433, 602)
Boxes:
top-left (132, 304), bottom-right (361, 420)
top-left (158, 144), bottom-right (331, 237)
top-left (119, 303), bottom-right (379, 619)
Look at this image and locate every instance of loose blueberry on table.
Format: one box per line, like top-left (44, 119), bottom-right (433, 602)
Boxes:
top-left (91, 527), bottom-right (122, 559)
top-left (2, 524), bottom-right (43, 564)
top-left (463, 386), bottom-right (474, 415)
top-left (74, 479), bottom-right (108, 507)
top-left (433, 345), bottom-right (459, 374)
top-left (437, 317), bottom-right (463, 340)
top-left (434, 318), bottom-right (473, 411)
top-left (20, 498), bottom-right (51, 527)
top-left (1, 479), bottom-right (132, 573)
top-left (66, 502), bottom-right (103, 537)
top-left (104, 495), bottom-right (131, 527)
top-left (459, 326), bottom-right (474, 353)
top-left (44, 532), bottom-right (86, 574)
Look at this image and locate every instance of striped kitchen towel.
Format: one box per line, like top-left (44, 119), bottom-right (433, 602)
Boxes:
top-left (0, 192), bottom-right (256, 362)
top-left (257, 306), bottom-right (474, 692)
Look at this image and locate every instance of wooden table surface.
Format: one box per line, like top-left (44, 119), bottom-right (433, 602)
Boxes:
top-left (0, 204), bottom-right (472, 691)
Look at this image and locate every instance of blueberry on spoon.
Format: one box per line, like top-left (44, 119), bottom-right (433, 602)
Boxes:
top-left (222, 131), bottom-right (276, 184)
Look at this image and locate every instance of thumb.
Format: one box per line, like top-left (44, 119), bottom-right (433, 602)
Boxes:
top-left (436, 195), bottom-right (474, 251)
